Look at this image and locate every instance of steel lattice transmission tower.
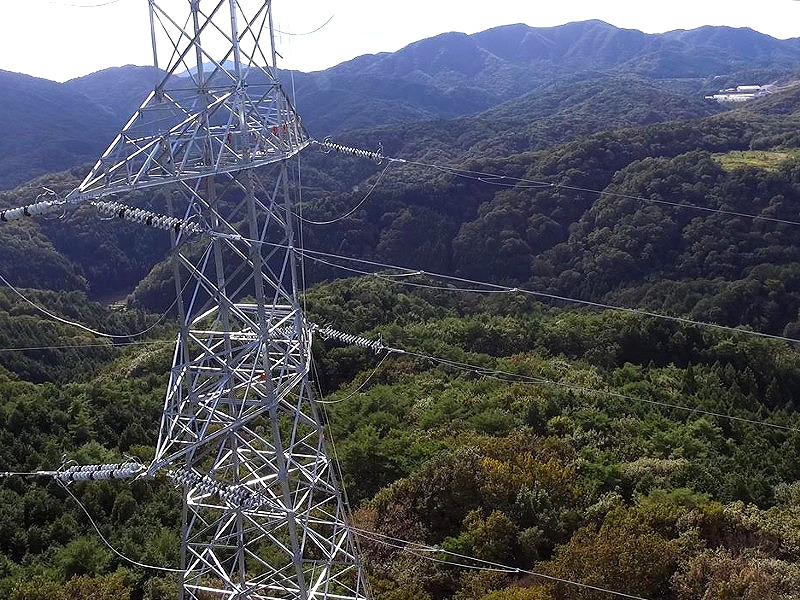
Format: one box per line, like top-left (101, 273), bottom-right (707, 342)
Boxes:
top-left (66, 1), bottom-right (369, 598)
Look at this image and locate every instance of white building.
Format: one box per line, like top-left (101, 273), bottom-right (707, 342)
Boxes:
top-left (705, 84), bottom-right (772, 103)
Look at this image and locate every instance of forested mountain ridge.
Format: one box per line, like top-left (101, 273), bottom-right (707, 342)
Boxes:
top-left (326, 21), bottom-right (800, 94)
top-left (6, 82), bottom-right (800, 342)
top-left (0, 71), bottom-right (119, 191)
top-left (0, 66), bottom-right (164, 191)
top-left (2, 21), bottom-right (799, 189)
top-left (64, 65), bottom-right (164, 127)
top-left (0, 168), bottom-right (170, 299)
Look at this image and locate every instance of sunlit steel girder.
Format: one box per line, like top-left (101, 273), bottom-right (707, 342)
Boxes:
top-left (67, 2), bottom-right (369, 599)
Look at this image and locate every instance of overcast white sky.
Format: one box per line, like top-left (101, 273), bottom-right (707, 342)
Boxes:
top-left (2, 0), bottom-right (799, 82)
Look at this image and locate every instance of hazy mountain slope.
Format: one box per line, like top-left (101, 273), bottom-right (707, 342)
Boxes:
top-left (0, 167), bottom-right (170, 298)
top-left (0, 71), bottom-right (119, 190)
top-left (3, 21), bottom-right (799, 189)
top-left (477, 75), bottom-right (724, 152)
top-left (285, 72), bottom-right (499, 136)
top-left (64, 65), bottom-right (165, 124)
top-left (663, 25), bottom-right (800, 63)
top-left (329, 21), bottom-right (800, 96)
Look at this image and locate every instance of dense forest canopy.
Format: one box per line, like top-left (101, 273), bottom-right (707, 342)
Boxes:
top-left (1, 280), bottom-right (800, 599)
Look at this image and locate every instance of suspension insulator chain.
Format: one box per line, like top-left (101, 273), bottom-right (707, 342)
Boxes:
top-left (0, 196), bottom-right (63, 222)
top-left (56, 462), bottom-right (145, 482)
top-left (0, 191), bottom-right (205, 239)
top-left (94, 201), bottom-right (205, 235)
top-left (315, 324), bottom-right (392, 354)
top-left (314, 139), bottom-right (404, 165)
top-left (168, 469), bottom-right (273, 511)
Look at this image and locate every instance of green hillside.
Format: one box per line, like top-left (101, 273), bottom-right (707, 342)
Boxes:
top-left (0, 280), bottom-right (799, 599)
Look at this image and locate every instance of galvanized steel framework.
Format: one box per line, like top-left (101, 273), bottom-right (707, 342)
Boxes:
top-left (73, 1), bottom-right (368, 598)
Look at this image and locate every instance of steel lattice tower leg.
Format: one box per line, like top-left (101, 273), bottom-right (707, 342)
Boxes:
top-left (149, 164), bottom-right (368, 600)
top-left (48, 1), bottom-right (369, 598)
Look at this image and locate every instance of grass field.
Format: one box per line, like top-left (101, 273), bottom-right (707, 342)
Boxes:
top-left (713, 149), bottom-right (800, 172)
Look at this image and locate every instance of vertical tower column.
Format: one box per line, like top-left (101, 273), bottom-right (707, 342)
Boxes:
top-left (51, 1), bottom-right (369, 598)
top-left (151, 164), bottom-right (366, 600)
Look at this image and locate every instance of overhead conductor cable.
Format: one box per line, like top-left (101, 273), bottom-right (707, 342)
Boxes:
top-left (314, 139), bottom-right (800, 228)
top-left (316, 324), bottom-right (800, 433)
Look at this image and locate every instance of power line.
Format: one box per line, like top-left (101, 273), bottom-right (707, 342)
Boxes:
top-left (396, 348), bottom-right (800, 433)
top-left (61, 465), bottom-right (647, 599)
top-left (403, 160), bottom-right (800, 228)
top-left (318, 327), bottom-right (800, 434)
top-left (316, 350), bottom-right (395, 404)
top-left (60, 480), bottom-right (184, 573)
top-left (297, 161), bottom-right (393, 225)
top-left (352, 527), bottom-right (651, 600)
top-left (312, 363), bottom-right (375, 597)
top-left (232, 141), bottom-right (800, 346)
top-left (275, 14), bottom-right (335, 37)
top-left (313, 140), bottom-right (800, 228)
top-left (0, 339), bottom-right (171, 353)
top-left (290, 245), bottom-right (800, 346)
top-left (29, 0), bottom-right (128, 7)
top-left (0, 271), bottom-right (163, 340)
top-left (0, 243), bottom-right (209, 340)
top-left (209, 232), bottom-right (800, 346)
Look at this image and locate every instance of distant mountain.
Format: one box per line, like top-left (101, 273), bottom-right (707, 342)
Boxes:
top-left (65, 65), bottom-right (165, 125)
top-left (0, 70), bottom-right (119, 190)
top-left (0, 66), bottom-right (166, 190)
top-left (478, 75), bottom-right (723, 151)
top-left (175, 60), bottom-right (237, 78)
top-left (663, 25), bottom-right (800, 62)
top-left (271, 21), bottom-right (800, 137)
top-left (318, 21), bottom-right (800, 99)
top-left (2, 21), bottom-right (799, 191)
